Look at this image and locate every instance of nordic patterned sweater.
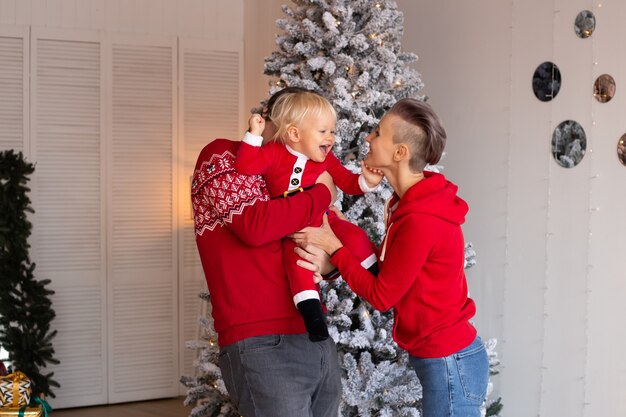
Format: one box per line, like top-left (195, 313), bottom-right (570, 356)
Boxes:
top-left (191, 138), bottom-right (331, 347)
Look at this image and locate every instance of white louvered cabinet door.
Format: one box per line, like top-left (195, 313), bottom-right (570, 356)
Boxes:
top-left (0, 26), bottom-right (28, 152)
top-left (177, 38), bottom-right (243, 385)
top-left (30, 28), bottom-right (107, 409)
top-left (8, 24), bottom-right (242, 407)
top-left (107, 35), bottom-right (179, 403)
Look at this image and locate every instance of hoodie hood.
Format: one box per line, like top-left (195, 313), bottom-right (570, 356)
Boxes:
top-left (389, 171), bottom-right (468, 226)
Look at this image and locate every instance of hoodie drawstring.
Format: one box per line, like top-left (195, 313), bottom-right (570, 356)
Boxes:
top-left (380, 222), bottom-right (393, 262)
top-left (381, 196), bottom-right (397, 263)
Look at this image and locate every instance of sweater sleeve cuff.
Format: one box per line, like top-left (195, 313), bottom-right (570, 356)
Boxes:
top-left (358, 174), bottom-right (379, 192)
top-left (242, 131), bottom-right (263, 147)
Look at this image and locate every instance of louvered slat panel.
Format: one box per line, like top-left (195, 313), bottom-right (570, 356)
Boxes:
top-left (179, 44), bottom-right (241, 386)
top-left (111, 284), bottom-right (176, 390)
top-left (0, 35), bottom-right (24, 151)
top-left (30, 33), bottom-right (105, 409)
top-left (184, 50), bottom-right (239, 149)
top-left (111, 44), bottom-right (173, 271)
top-left (109, 40), bottom-right (177, 403)
top-left (49, 286), bottom-right (105, 396)
top-left (181, 49), bottom-right (239, 266)
top-left (33, 38), bottom-right (101, 271)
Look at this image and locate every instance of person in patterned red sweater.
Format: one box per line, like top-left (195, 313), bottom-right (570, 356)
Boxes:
top-left (294, 99), bottom-right (489, 417)
top-left (234, 90), bottom-right (383, 341)
top-left (191, 87), bottom-right (342, 416)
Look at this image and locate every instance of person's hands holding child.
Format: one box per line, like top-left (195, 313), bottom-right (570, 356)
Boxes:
top-left (294, 244), bottom-right (335, 284)
top-left (292, 214), bottom-right (343, 257)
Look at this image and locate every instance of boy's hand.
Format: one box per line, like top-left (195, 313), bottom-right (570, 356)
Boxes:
top-left (361, 161), bottom-right (384, 188)
top-left (248, 113), bottom-right (265, 136)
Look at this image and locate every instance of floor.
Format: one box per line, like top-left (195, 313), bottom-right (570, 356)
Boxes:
top-left (52, 397), bottom-right (190, 417)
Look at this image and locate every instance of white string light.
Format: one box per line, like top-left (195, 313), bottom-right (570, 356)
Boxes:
top-left (499, 0), bottom-right (515, 349)
top-left (538, 1), bottom-right (558, 412)
top-left (582, 2), bottom-right (600, 414)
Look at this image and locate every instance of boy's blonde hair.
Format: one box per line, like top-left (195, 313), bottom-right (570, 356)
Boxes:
top-left (269, 91), bottom-right (336, 142)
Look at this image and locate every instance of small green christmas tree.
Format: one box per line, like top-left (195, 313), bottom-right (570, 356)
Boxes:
top-left (0, 150), bottom-right (60, 398)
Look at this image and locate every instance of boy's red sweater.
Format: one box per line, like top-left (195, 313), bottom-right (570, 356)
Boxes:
top-left (192, 139), bottom-right (331, 346)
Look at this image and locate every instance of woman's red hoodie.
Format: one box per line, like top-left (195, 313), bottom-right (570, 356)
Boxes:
top-left (331, 171), bottom-right (477, 358)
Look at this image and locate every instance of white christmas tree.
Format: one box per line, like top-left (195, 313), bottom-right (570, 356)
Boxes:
top-left (182, 1), bottom-right (502, 416)
top-left (180, 291), bottom-right (239, 417)
top-left (262, 1), bottom-right (502, 415)
top-left (263, 0), bottom-right (422, 242)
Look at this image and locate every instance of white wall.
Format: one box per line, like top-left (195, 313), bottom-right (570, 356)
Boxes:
top-left (248, 1), bottom-right (626, 416)
top-left (0, 0), bottom-right (242, 39)
top-left (243, 0), bottom-right (283, 119)
top-left (396, 1), bottom-right (626, 416)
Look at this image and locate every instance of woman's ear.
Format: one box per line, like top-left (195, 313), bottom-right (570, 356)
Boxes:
top-left (287, 125), bottom-right (300, 142)
top-left (393, 143), bottom-right (410, 162)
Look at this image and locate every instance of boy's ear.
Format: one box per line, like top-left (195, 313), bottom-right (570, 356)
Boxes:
top-left (287, 125), bottom-right (300, 142)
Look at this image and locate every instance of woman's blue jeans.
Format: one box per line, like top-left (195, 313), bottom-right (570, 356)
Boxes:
top-left (409, 336), bottom-right (489, 417)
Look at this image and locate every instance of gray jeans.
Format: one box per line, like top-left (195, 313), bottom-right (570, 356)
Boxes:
top-left (219, 333), bottom-right (341, 417)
